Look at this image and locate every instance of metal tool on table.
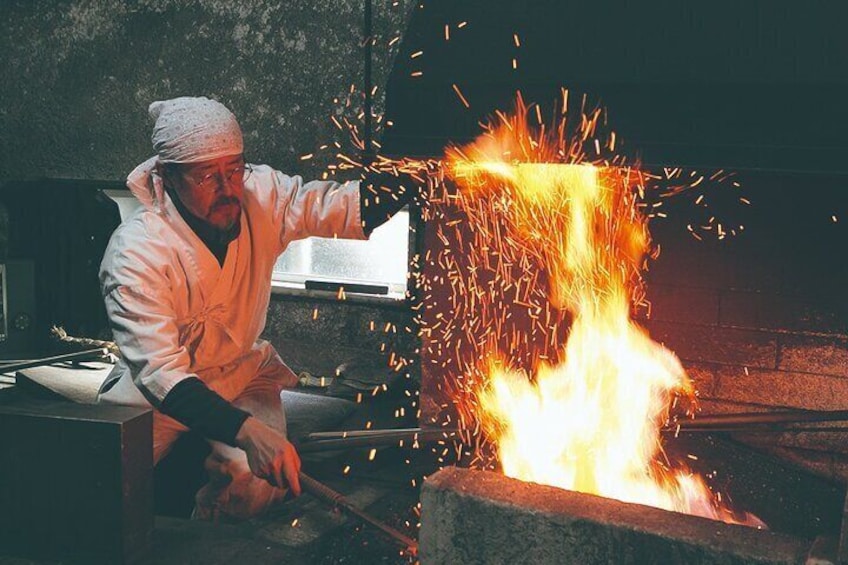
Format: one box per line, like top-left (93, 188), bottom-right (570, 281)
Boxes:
top-left (0, 348), bottom-right (111, 374)
top-left (297, 427), bottom-right (460, 453)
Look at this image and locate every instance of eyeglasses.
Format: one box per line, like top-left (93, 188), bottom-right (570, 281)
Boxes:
top-left (191, 163), bottom-right (253, 191)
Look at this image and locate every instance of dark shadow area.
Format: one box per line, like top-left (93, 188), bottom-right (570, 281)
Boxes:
top-left (668, 432), bottom-right (847, 540)
top-left (384, 1), bottom-right (848, 174)
top-left (0, 181), bottom-right (122, 357)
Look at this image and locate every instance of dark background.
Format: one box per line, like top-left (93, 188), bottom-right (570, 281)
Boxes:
top-left (384, 1), bottom-right (848, 173)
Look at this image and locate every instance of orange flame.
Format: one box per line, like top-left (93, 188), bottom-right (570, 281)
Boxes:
top-left (444, 94), bottom-right (761, 524)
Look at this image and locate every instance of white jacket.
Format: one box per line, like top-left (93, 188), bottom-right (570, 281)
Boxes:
top-left (98, 157), bottom-right (365, 407)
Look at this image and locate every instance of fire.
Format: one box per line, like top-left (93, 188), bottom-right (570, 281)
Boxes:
top-left (442, 94), bottom-right (759, 524)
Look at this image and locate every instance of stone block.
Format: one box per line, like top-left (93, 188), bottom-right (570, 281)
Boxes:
top-left (714, 367), bottom-right (848, 411)
top-left (779, 334), bottom-right (848, 379)
top-left (645, 320), bottom-right (778, 369)
top-left (420, 467), bottom-right (809, 565)
top-left (265, 298), bottom-right (416, 357)
top-left (683, 361), bottom-right (722, 397)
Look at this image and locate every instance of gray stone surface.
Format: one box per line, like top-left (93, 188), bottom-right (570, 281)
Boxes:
top-left (779, 334), bottom-right (848, 379)
top-left (421, 467), bottom-right (811, 565)
top-left (713, 366), bottom-right (848, 411)
top-left (0, 0), bottom-right (414, 181)
top-left (645, 320), bottom-right (779, 370)
top-left (264, 298), bottom-right (416, 355)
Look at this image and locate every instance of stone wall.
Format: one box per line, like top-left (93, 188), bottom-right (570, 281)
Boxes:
top-left (1, 0), bottom-right (413, 180)
top-left (642, 170), bottom-right (848, 482)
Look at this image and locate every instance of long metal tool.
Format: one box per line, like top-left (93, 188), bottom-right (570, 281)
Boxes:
top-left (298, 427), bottom-right (458, 453)
top-left (298, 471), bottom-right (418, 554)
top-left (0, 348), bottom-right (109, 374)
top-left (298, 415), bottom-right (848, 455)
top-left (668, 410), bottom-right (848, 432)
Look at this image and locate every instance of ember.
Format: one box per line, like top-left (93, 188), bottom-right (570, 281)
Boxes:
top-left (432, 93), bottom-right (762, 526)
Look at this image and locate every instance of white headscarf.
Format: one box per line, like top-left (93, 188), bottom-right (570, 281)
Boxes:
top-left (149, 96), bottom-right (243, 163)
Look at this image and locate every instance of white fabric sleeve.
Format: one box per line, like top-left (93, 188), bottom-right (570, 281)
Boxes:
top-left (102, 279), bottom-right (195, 406)
top-left (270, 171), bottom-right (367, 248)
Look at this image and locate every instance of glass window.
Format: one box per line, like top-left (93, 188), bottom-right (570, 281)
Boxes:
top-left (272, 208), bottom-right (410, 299)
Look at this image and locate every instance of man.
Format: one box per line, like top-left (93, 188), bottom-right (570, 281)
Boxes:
top-left (98, 96), bottom-right (413, 519)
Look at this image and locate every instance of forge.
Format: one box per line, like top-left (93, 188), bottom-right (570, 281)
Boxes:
top-left (420, 464), bottom-right (845, 565)
top-left (377, 5), bottom-right (848, 563)
top-left (405, 98), bottom-right (848, 563)
top-left (412, 160), bottom-right (848, 563)
top-left (418, 416), bottom-right (848, 563)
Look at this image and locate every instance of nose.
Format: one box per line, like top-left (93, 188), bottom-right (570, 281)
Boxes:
top-left (213, 164), bottom-right (237, 196)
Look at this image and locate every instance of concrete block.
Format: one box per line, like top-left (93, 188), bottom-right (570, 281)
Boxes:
top-left (714, 367), bottom-right (848, 411)
top-left (684, 361), bottom-right (722, 397)
top-left (779, 335), bottom-right (848, 379)
top-left (645, 320), bottom-right (778, 369)
top-left (420, 467), bottom-right (809, 565)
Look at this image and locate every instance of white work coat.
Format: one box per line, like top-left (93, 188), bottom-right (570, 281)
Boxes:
top-left (98, 157), bottom-right (365, 408)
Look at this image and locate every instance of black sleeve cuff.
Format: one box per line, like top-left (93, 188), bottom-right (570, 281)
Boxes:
top-left (359, 171), bottom-right (418, 236)
top-left (160, 377), bottom-right (251, 447)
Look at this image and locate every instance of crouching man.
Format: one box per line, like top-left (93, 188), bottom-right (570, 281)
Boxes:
top-left (98, 96), bottom-right (412, 519)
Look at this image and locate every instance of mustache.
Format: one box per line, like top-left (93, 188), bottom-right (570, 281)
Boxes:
top-left (213, 197), bottom-right (241, 210)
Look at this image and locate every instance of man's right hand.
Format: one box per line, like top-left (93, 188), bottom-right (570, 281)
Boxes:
top-left (235, 416), bottom-right (302, 495)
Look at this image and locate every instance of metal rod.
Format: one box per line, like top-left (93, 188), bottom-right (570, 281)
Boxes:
top-left (300, 419), bottom-right (848, 452)
top-left (669, 410), bottom-right (848, 430)
top-left (670, 425), bottom-right (848, 434)
top-left (306, 427), bottom-right (460, 440)
top-left (298, 471), bottom-right (417, 554)
top-left (0, 348), bottom-right (109, 374)
top-left (298, 428), bottom-right (454, 453)
top-left (307, 428), bottom-right (424, 439)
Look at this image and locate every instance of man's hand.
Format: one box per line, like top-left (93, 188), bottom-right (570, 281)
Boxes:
top-left (235, 416), bottom-right (302, 495)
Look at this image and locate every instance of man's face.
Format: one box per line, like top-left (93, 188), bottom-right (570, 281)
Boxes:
top-left (164, 155), bottom-right (247, 231)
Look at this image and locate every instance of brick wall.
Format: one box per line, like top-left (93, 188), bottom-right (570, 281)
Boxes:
top-left (641, 170), bottom-right (848, 482)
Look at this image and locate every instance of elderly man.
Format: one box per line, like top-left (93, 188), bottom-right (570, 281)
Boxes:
top-left (98, 96), bottom-right (413, 519)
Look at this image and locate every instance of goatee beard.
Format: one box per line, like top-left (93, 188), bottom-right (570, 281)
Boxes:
top-left (218, 209), bottom-right (242, 244)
